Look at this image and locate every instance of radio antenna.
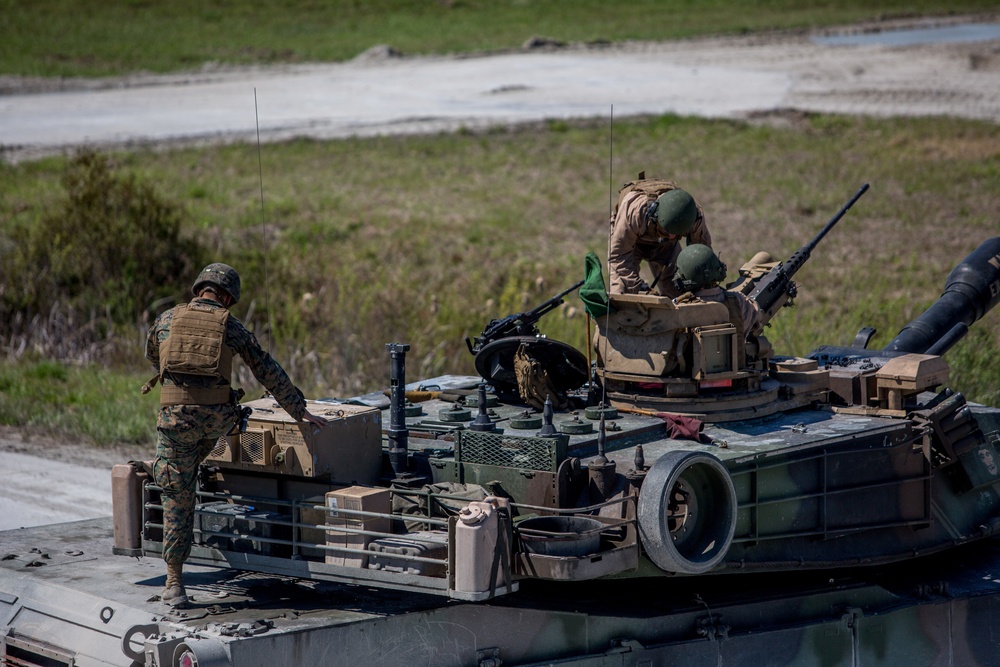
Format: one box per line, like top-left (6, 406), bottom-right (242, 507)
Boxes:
top-left (601, 105), bottom-right (614, 407)
top-left (254, 88), bottom-right (273, 355)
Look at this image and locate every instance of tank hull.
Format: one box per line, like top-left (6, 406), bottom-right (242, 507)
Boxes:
top-left (5, 518), bottom-right (1000, 666)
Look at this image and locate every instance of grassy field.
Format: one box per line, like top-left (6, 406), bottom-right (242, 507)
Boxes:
top-left (2, 112), bottom-right (998, 446)
top-left (0, 2), bottom-right (998, 447)
top-left (0, 0), bottom-right (998, 78)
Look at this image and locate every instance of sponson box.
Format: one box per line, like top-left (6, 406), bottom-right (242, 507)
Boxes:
top-left (206, 398), bottom-right (382, 485)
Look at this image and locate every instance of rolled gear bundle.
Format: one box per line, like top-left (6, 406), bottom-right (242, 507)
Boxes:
top-left (514, 343), bottom-right (570, 411)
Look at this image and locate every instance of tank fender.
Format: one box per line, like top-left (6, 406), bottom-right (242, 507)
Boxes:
top-left (637, 450), bottom-right (737, 575)
top-left (121, 623), bottom-right (158, 663)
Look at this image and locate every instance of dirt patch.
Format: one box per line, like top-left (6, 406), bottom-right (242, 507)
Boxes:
top-left (0, 425), bottom-right (149, 469)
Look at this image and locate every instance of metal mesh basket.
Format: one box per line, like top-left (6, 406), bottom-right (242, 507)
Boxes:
top-left (458, 431), bottom-right (562, 471)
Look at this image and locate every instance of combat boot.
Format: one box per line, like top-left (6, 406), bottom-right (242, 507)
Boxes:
top-left (162, 561), bottom-right (189, 607)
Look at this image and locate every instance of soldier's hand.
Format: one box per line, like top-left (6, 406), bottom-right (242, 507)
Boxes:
top-left (301, 410), bottom-right (329, 428)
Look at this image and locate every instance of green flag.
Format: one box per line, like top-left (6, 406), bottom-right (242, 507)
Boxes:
top-left (579, 252), bottom-right (611, 318)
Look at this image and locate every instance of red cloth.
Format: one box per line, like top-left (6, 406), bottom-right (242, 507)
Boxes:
top-left (656, 413), bottom-right (708, 442)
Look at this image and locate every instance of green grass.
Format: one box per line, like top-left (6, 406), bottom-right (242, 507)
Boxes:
top-left (2, 111), bottom-right (998, 446)
top-left (1, 2), bottom-right (998, 445)
top-left (0, 360), bottom-right (156, 446)
top-left (0, 0), bottom-right (997, 78)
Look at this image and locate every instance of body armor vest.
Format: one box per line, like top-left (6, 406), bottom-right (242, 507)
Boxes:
top-left (610, 178), bottom-right (680, 224)
top-left (158, 302), bottom-right (233, 405)
top-left (612, 179), bottom-right (684, 260)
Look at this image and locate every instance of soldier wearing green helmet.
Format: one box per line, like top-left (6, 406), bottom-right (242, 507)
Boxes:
top-left (608, 176), bottom-right (712, 297)
top-left (673, 244), bottom-right (760, 338)
top-left (144, 263), bottom-right (329, 608)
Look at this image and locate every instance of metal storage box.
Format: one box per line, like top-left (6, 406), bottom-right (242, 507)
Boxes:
top-left (195, 501), bottom-right (287, 557)
top-left (206, 398), bottom-right (383, 484)
top-left (368, 531), bottom-right (448, 576)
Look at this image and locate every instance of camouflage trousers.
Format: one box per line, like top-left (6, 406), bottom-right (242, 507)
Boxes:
top-left (154, 403), bottom-right (238, 567)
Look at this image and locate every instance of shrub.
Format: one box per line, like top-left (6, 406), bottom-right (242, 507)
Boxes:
top-left (0, 151), bottom-right (205, 360)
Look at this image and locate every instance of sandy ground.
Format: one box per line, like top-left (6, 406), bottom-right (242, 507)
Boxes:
top-left (1, 15), bottom-right (999, 529)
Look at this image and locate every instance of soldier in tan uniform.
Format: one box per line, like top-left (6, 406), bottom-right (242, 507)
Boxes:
top-left (608, 178), bottom-right (711, 298)
top-left (673, 244), bottom-right (760, 338)
top-left (144, 263), bottom-right (328, 607)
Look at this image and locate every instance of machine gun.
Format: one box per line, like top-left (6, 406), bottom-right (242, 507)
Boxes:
top-left (466, 279), bottom-right (585, 355)
top-left (748, 183), bottom-right (869, 326)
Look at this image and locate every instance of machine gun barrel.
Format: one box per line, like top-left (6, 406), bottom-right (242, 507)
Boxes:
top-left (749, 183), bottom-right (869, 324)
top-left (884, 236), bottom-right (1000, 355)
top-left (466, 279), bottom-right (585, 354)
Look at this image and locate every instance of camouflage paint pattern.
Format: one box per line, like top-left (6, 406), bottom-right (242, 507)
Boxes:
top-left (145, 296), bottom-right (309, 566)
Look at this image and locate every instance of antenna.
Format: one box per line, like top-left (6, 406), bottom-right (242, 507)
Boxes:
top-left (254, 88), bottom-right (273, 355)
top-left (602, 105), bottom-right (614, 408)
top-left (608, 104), bottom-right (614, 220)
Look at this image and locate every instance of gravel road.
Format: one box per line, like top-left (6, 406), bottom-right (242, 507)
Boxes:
top-left (2, 15), bottom-right (999, 163)
top-left (1, 15), bottom-right (998, 530)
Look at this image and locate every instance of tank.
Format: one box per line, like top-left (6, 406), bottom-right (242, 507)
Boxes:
top-left (3, 218), bottom-right (1000, 666)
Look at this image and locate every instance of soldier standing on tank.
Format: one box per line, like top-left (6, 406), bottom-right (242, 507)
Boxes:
top-left (608, 177), bottom-right (712, 298)
top-left (144, 263), bottom-right (329, 607)
top-left (673, 244), bottom-right (761, 338)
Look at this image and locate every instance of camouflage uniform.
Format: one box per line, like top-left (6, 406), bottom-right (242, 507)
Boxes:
top-left (609, 185), bottom-right (711, 297)
top-left (145, 296), bottom-right (307, 568)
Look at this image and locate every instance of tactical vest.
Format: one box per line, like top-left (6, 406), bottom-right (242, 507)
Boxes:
top-left (158, 302), bottom-right (233, 405)
top-left (610, 178), bottom-right (681, 224)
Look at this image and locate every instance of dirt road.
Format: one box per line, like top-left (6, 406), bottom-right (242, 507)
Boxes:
top-left (2, 15), bottom-right (999, 163)
top-left (1, 16), bottom-right (998, 529)
top-left (0, 428), bottom-right (147, 531)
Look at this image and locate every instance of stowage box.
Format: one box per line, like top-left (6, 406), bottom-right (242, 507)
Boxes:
top-left (325, 486), bottom-right (392, 568)
top-left (195, 501), bottom-right (287, 557)
top-left (206, 398), bottom-right (383, 485)
top-left (368, 531), bottom-right (449, 576)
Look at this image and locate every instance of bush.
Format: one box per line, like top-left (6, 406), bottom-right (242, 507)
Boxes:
top-left (0, 151), bottom-right (205, 360)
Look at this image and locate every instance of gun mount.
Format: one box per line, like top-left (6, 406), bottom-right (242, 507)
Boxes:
top-left (467, 279), bottom-right (589, 404)
top-left (593, 186), bottom-right (870, 420)
top-left (465, 279), bottom-right (584, 355)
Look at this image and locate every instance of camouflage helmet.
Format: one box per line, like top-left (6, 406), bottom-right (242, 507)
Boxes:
top-left (649, 189), bottom-right (697, 236)
top-left (192, 263), bottom-right (241, 304)
top-left (674, 244), bottom-right (727, 291)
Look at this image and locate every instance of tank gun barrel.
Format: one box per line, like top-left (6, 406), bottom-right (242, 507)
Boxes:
top-left (749, 183), bottom-right (869, 324)
top-left (884, 237), bottom-right (1000, 355)
top-left (783, 183), bottom-right (869, 279)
